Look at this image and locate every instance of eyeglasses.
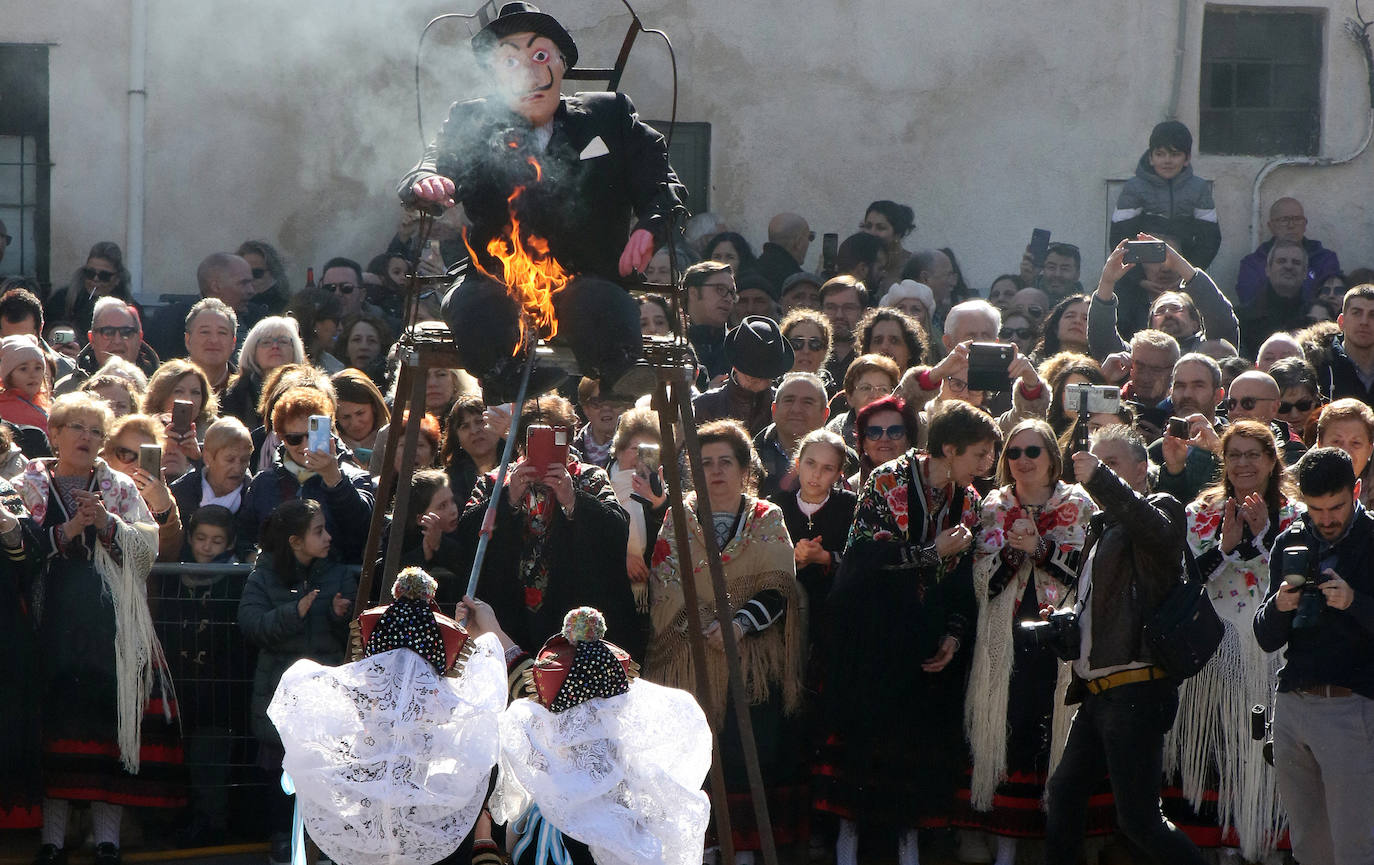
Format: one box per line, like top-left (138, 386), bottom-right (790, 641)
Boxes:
top-left (999, 327), bottom-right (1035, 340)
top-left (251, 267), bottom-right (269, 280)
top-left (62, 421), bottom-right (105, 441)
top-left (83, 267), bottom-right (118, 283)
top-left (1317, 283), bottom-right (1345, 297)
top-left (321, 282), bottom-right (357, 295)
top-left (1272, 215), bottom-right (1307, 226)
top-left (281, 432), bottom-right (308, 446)
top-left (1279, 398), bottom-right (1316, 413)
top-left (864, 424), bottom-right (908, 441)
top-left (1225, 449), bottom-right (1268, 463)
top-left (1226, 396), bottom-right (1273, 412)
top-left (946, 376), bottom-right (969, 392)
top-left (1004, 445), bottom-right (1044, 460)
top-left (1153, 303), bottom-right (1186, 316)
top-left (1131, 358), bottom-right (1175, 375)
top-left (93, 325), bottom-right (138, 339)
top-left (112, 446), bottom-right (138, 464)
top-left (789, 336), bottom-right (825, 352)
top-left (852, 382), bottom-right (891, 396)
top-left (258, 336), bottom-right (294, 348)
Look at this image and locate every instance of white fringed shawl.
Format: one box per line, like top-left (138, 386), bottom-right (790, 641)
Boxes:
top-left (18, 457), bottom-right (166, 773)
top-left (1161, 498), bottom-right (1298, 860)
top-left (966, 481), bottom-right (1094, 811)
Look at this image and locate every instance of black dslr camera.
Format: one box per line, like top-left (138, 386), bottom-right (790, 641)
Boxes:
top-left (1018, 608), bottom-right (1081, 660)
top-left (1280, 546), bottom-right (1327, 629)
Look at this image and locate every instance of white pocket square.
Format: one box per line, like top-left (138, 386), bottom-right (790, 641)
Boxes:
top-left (579, 136), bottom-right (610, 160)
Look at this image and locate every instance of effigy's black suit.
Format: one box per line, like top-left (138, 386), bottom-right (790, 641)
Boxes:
top-left (398, 91), bottom-right (686, 382)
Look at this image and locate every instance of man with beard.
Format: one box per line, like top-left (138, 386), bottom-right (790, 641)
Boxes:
top-left (821, 276), bottom-right (867, 385)
top-left (399, 1), bottom-right (686, 402)
top-left (1314, 283), bottom-right (1374, 403)
top-left (1225, 369), bottom-right (1307, 465)
top-left (1089, 235), bottom-right (1237, 360)
top-left (1149, 352), bottom-right (1226, 503)
top-left (1237, 239), bottom-right (1308, 359)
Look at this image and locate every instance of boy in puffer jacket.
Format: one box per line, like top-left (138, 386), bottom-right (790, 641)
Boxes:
top-left (1110, 120), bottom-right (1220, 268)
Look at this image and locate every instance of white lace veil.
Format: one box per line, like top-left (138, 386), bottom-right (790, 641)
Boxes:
top-left (267, 634), bottom-right (507, 865)
top-left (491, 678), bottom-right (712, 865)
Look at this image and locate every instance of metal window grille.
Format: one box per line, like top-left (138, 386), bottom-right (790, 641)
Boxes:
top-left (0, 45), bottom-right (51, 285)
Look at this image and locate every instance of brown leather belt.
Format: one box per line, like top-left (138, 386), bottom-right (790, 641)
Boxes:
top-left (1085, 665), bottom-right (1169, 695)
top-left (1298, 684), bottom-right (1355, 698)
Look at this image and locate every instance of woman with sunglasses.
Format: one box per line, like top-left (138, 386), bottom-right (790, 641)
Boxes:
top-left (17, 393), bottom-right (182, 865)
top-left (849, 394), bottom-right (919, 489)
top-left (997, 312), bottom-right (1039, 358)
top-left (237, 240), bottom-right (292, 315)
top-left (1269, 356), bottom-right (1321, 445)
top-left (45, 242), bottom-right (138, 334)
top-left (780, 308), bottom-right (833, 379)
top-left (956, 419), bottom-right (1097, 862)
top-left (238, 386), bottom-right (376, 564)
top-left (220, 317), bottom-right (308, 430)
top-left (1314, 272), bottom-right (1347, 318)
top-left (1166, 421), bottom-right (1299, 859)
top-left (100, 413), bottom-right (184, 561)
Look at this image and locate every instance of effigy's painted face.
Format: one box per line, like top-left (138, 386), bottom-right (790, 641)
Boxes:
top-left (490, 32), bottom-right (565, 126)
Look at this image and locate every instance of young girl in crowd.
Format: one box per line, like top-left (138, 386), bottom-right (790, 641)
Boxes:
top-left (0, 334), bottom-right (51, 438)
top-left (237, 498), bottom-right (356, 865)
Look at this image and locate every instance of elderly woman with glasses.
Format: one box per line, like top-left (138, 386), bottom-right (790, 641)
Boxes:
top-left (1164, 421), bottom-right (1300, 859)
top-left (955, 419), bottom-right (1099, 860)
top-left (219, 317), bottom-right (307, 430)
top-left (16, 393), bottom-right (182, 865)
top-left (824, 353), bottom-right (900, 450)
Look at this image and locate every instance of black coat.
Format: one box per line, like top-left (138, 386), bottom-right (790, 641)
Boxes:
top-left (398, 92), bottom-right (686, 282)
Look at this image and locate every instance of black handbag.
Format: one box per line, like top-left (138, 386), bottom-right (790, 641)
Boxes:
top-left (1143, 546), bottom-right (1224, 679)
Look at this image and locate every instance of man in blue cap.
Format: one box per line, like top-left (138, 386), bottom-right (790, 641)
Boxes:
top-left (399, 2), bottom-right (686, 401)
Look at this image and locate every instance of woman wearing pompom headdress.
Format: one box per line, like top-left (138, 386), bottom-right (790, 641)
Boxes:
top-left (266, 567), bottom-right (509, 865)
top-left (492, 606), bottom-right (712, 865)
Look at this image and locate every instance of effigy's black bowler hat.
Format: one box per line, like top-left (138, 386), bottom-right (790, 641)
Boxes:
top-left (472, 1), bottom-right (580, 69)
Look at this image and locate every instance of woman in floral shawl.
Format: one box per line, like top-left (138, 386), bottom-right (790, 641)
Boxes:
top-left (18, 393), bottom-right (180, 865)
top-left (1164, 420), bottom-right (1300, 860)
top-left (817, 401), bottom-right (997, 865)
top-left (646, 419), bottom-right (804, 862)
top-left (955, 420), bottom-right (1098, 864)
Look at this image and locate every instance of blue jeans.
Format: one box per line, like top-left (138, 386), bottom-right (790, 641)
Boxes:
top-left (1044, 678), bottom-right (1204, 865)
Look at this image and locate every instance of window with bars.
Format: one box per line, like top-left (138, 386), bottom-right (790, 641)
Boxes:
top-left (0, 45), bottom-right (51, 286)
top-left (1199, 7), bottom-right (1323, 156)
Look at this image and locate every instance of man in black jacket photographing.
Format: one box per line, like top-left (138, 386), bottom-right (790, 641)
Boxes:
top-left (1044, 425), bottom-right (1204, 865)
top-left (1254, 447), bottom-right (1374, 865)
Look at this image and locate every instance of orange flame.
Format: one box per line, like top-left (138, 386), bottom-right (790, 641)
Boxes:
top-left (464, 156), bottom-right (569, 355)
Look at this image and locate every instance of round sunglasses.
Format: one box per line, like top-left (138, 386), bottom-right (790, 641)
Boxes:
top-left (1004, 445), bottom-right (1044, 460)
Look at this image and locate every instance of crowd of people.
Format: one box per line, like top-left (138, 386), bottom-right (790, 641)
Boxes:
top-left (0, 35), bottom-right (1372, 865)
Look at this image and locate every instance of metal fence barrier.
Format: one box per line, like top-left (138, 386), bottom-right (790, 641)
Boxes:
top-left (145, 561), bottom-right (362, 848)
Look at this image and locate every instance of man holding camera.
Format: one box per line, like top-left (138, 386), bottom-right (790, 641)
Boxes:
top-left (1254, 447), bottom-right (1374, 865)
top-left (1044, 425), bottom-right (1205, 865)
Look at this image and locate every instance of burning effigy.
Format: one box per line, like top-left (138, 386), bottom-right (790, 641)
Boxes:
top-left (399, 1), bottom-right (687, 403)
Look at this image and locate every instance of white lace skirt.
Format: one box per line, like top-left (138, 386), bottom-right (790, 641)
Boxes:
top-left (491, 679), bottom-right (713, 865)
top-left (267, 636), bottom-right (507, 865)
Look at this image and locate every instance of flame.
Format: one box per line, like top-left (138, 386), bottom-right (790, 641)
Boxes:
top-left (464, 156), bottom-right (569, 355)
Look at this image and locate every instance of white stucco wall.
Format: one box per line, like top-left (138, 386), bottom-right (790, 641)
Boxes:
top-left (4, 0), bottom-right (1371, 309)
